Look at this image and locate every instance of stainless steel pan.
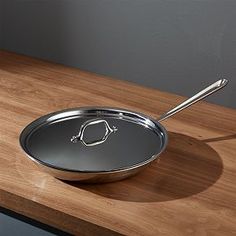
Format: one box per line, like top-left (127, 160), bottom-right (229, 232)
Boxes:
top-left (20, 79), bottom-right (228, 183)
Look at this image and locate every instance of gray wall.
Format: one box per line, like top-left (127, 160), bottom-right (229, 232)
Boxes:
top-left (0, 0), bottom-right (2, 47)
top-left (1, 0), bottom-right (235, 109)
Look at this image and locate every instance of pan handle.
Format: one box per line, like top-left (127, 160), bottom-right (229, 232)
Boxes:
top-left (158, 79), bottom-right (228, 122)
top-left (71, 119), bottom-right (118, 147)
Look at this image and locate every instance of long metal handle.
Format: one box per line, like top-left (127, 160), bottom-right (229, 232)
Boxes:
top-left (158, 79), bottom-right (228, 122)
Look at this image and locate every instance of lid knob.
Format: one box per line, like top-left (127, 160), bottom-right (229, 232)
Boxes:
top-left (71, 119), bottom-right (118, 147)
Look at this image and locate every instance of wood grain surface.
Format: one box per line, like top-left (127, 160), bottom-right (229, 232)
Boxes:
top-left (0, 50), bottom-right (235, 235)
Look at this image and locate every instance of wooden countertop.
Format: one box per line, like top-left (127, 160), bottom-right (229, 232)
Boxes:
top-left (0, 50), bottom-right (235, 235)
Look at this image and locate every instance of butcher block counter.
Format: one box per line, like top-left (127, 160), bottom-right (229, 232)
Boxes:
top-left (0, 50), bottom-right (235, 236)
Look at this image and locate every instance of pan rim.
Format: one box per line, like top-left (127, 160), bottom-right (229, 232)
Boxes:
top-left (19, 106), bottom-right (168, 174)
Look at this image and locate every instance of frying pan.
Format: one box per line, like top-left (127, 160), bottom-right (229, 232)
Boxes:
top-left (20, 79), bottom-right (228, 183)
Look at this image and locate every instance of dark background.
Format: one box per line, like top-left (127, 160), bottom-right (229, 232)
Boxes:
top-left (0, 1), bottom-right (235, 235)
top-left (0, 0), bottom-right (235, 109)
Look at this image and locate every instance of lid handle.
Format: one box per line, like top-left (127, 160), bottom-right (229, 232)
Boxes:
top-left (71, 119), bottom-right (118, 147)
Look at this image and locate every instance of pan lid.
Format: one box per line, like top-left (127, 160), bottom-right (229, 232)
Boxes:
top-left (20, 108), bottom-right (167, 173)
